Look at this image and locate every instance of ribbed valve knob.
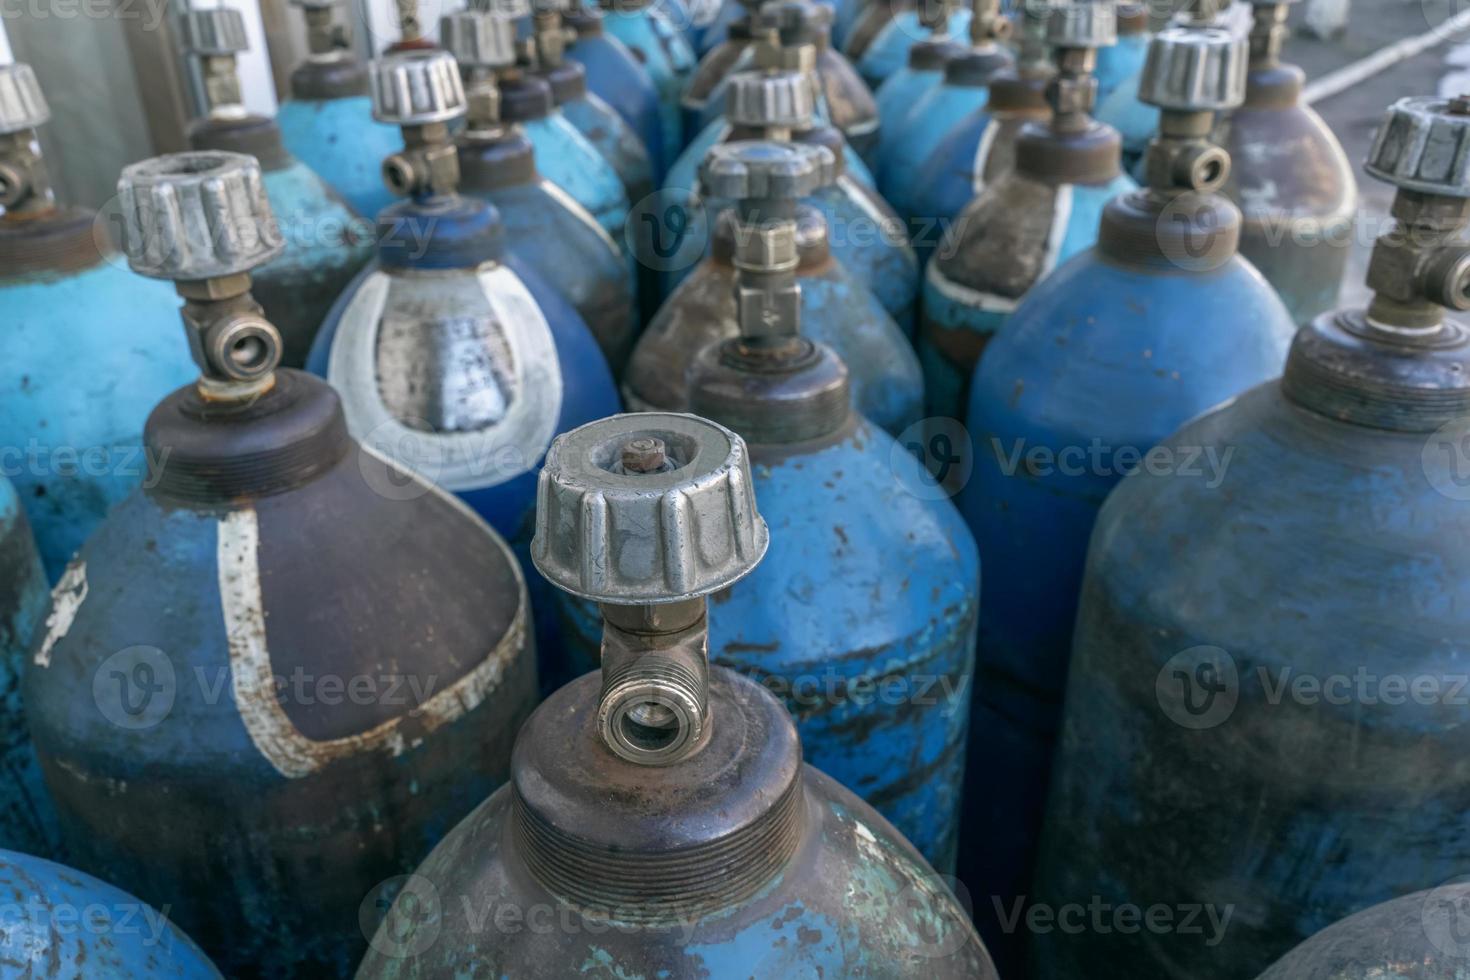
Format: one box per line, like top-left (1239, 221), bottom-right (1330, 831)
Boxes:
top-left (531, 414), bottom-right (769, 605)
top-left (1139, 24), bottom-right (1248, 112)
top-left (0, 64), bottom-right (49, 135)
top-left (370, 49), bottom-right (467, 124)
top-left (181, 7), bottom-right (249, 54)
top-left (439, 10), bottom-right (520, 69)
top-left (726, 70), bottom-right (817, 130)
top-left (701, 140), bottom-right (834, 203)
top-left (1365, 95), bottom-right (1470, 198)
top-left (288, 0), bottom-right (340, 9)
top-left (1047, 1), bottom-right (1116, 48)
top-left (116, 152), bottom-right (284, 282)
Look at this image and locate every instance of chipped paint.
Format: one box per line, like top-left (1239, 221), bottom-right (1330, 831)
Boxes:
top-left (33, 560), bottom-right (86, 668)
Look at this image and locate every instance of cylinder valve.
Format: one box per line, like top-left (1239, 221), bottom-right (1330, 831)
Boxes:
top-left (371, 50), bottom-right (468, 199)
top-left (0, 63), bottom-right (53, 214)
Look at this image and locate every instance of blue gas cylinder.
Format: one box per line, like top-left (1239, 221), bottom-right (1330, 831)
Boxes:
top-left (0, 850), bottom-right (223, 977)
top-left (924, 68), bottom-right (1136, 421)
top-left (852, 6), bottom-right (972, 88)
top-left (907, 65), bottom-right (1051, 264)
top-left (1033, 94), bottom-right (1470, 980)
top-left (693, 0), bottom-right (747, 52)
top-left (873, 38), bottom-right (963, 145)
top-left (537, 58), bottom-right (655, 205)
top-left (959, 22), bottom-right (1296, 975)
top-left (29, 150), bottom-right (540, 979)
top-left (673, 104), bottom-right (875, 193)
top-left (358, 411), bottom-right (996, 980)
top-left (878, 41), bottom-right (1013, 218)
top-left (497, 75), bottom-right (632, 253)
top-left (276, 1), bottom-right (402, 220)
top-left (598, 0), bottom-right (696, 167)
top-left (180, 8), bottom-right (372, 368)
top-left (681, 0), bottom-right (763, 140)
top-left (0, 478), bottom-right (54, 856)
top-left (0, 65), bottom-right (197, 581)
top-left (1094, 2), bottom-right (1149, 102)
top-left (457, 123), bottom-right (639, 375)
top-left (1095, 65), bottom-right (1159, 176)
top-left (565, 4), bottom-right (669, 177)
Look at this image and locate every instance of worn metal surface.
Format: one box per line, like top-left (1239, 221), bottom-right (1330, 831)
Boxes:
top-left (551, 78), bottom-right (656, 207)
top-left (667, 115), bottom-right (874, 201)
top-left (458, 131), bottom-right (638, 375)
top-left (0, 223), bottom-right (196, 581)
top-left (517, 114), bottom-right (632, 254)
top-left (628, 212), bottom-right (922, 435)
top-left (25, 370), bottom-right (538, 978)
top-left (0, 479), bottom-right (54, 856)
top-left (357, 668), bottom-right (996, 979)
top-left (277, 94), bottom-right (403, 220)
top-left (566, 14), bottom-right (669, 178)
top-left (963, 251), bottom-right (1294, 976)
top-left (600, 7), bottom-right (696, 174)
top-left (0, 849), bottom-right (223, 977)
top-left (922, 169), bottom-right (1135, 421)
top-left (1256, 884), bottom-right (1470, 979)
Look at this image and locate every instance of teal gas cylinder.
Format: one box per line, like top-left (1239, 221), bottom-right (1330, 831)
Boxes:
top-left (598, 0), bottom-right (696, 165)
top-left (180, 8), bottom-right (372, 368)
top-left (907, 63), bottom-right (1051, 264)
top-left (963, 17), bottom-right (1295, 975)
top-left (444, 11), bottom-right (638, 373)
top-left (358, 411), bottom-right (997, 980)
top-left (1215, 0), bottom-right (1357, 323)
top-left (28, 151), bottom-right (537, 979)
top-left (924, 3), bottom-right (1134, 422)
top-left (1255, 884), bottom-right (1470, 979)
top-left (522, 1), bottom-right (655, 206)
top-left (0, 63), bottom-right (197, 580)
top-left (496, 73), bottom-right (632, 252)
top-left (0, 850), bottom-right (223, 977)
top-left (681, 0), bottom-right (763, 136)
top-left (275, 0), bottom-right (403, 220)
top-left (1093, 0), bottom-right (1147, 101)
top-left (874, 37), bottom-right (965, 141)
top-left (877, 0), bottom-right (1013, 219)
top-left (628, 143), bottom-right (922, 435)
top-left (0, 476), bottom-right (53, 856)
top-left (565, 3), bottom-right (669, 176)
top-left (654, 66), bottom-right (916, 329)
top-left (847, 0), bottom-right (972, 89)
top-left (562, 141), bottom-right (978, 871)
top-left (1033, 95), bottom-right (1470, 980)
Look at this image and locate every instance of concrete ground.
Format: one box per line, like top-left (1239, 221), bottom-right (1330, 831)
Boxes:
top-left (1284, 0), bottom-right (1470, 304)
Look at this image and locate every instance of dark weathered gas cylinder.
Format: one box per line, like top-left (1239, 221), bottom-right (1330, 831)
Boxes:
top-left (1215, 0), bottom-right (1357, 323)
top-left (597, 0), bottom-right (696, 168)
top-left (357, 411), bottom-right (997, 979)
top-left (659, 64), bottom-right (916, 329)
top-left (846, 0), bottom-right (971, 89)
top-left (309, 50), bottom-right (619, 548)
top-left (522, 0), bottom-right (656, 208)
top-left (180, 8), bottom-right (372, 369)
top-left (0, 849), bottom-right (223, 977)
top-left (0, 477), bottom-right (54, 856)
top-left (924, 2), bottom-right (1135, 422)
top-left (958, 11), bottom-right (1296, 973)
top-left (443, 11), bottom-right (638, 374)
top-left (629, 143), bottom-right (922, 435)
top-left (565, 1), bottom-right (669, 176)
top-left (1255, 883), bottom-right (1470, 979)
top-left (1033, 94), bottom-right (1470, 979)
top-left (0, 63), bottom-right (196, 580)
top-left (27, 151), bottom-right (538, 978)
top-left (556, 140), bottom-right (977, 871)
top-left (276, 0), bottom-right (404, 221)
top-left (878, 0), bottom-right (1012, 218)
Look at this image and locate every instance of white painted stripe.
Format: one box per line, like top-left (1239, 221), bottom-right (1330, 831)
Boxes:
top-left (34, 560), bottom-right (86, 668)
top-left (1039, 183), bottom-right (1074, 281)
top-left (328, 267), bottom-right (562, 492)
top-left (541, 178), bottom-right (620, 256)
top-left (970, 121), bottom-right (999, 194)
top-left (926, 261), bottom-right (1020, 313)
top-left (839, 174), bottom-right (915, 260)
top-left (218, 506), bottom-right (529, 780)
top-left (1304, 9), bottom-right (1470, 105)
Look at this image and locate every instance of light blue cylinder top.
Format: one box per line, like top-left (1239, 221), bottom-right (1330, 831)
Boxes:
top-left (0, 849), bottom-right (222, 978)
top-left (277, 95), bottom-right (401, 220)
top-left (556, 89), bottom-right (655, 201)
top-left (856, 10), bottom-right (971, 88)
top-left (879, 81), bottom-right (989, 217)
top-left (670, 116), bottom-right (875, 196)
top-left (1097, 70), bottom-right (1159, 173)
top-left (875, 63), bottom-right (948, 144)
top-left (1, 261), bottom-right (196, 581)
top-left (521, 114), bottom-right (633, 252)
top-left (1095, 29), bottom-right (1150, 105)
top-left (566, 27), bottom-right (669, 178)
top-left (600, 7), bottom-right (696, 164)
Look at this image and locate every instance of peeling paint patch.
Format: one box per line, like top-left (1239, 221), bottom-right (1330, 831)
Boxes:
top-left (219, 507), bottom-right (527, 779)
top-left (34, 560), bottom-right (86, 668)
